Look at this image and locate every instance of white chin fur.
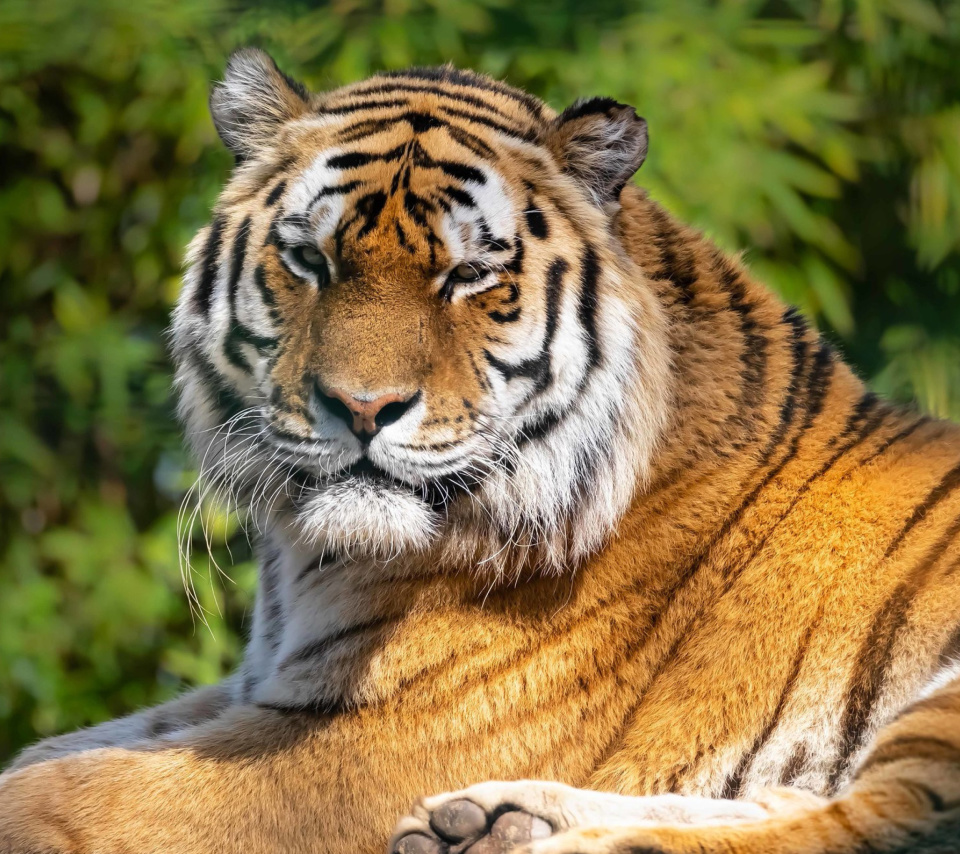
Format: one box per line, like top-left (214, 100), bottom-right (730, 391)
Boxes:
top-left (295, 479), bottom-right (439, 558)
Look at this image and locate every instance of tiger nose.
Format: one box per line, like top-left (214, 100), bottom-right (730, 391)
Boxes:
top-left (317, 387), bottom-right (419, 440)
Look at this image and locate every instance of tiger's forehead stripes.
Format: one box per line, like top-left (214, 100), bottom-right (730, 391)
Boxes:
top-left (318, 67), bottom-right (546, 142)
top-left (279, 129), bottom-right (520, 280)
top-left (340, 66), bottom-right (547, 116)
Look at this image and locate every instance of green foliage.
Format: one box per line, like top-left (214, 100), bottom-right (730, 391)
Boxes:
top-left (1, 0), bottom-right (958, 764)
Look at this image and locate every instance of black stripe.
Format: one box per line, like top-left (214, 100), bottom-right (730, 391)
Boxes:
top-left (278, 616), bottom-right (394, 670)
top-left (327, 145), bottom-right (406, 170)
top-left (330, 90), bottom-right (526, 142)
top-left (505, 237), bottom-right (525, 275)
top-left (395, 221), bottom-right (416, 255)
top-left (883, 459), bottom-right (960, 560)
top-left (264, 213), bottom-right (282, 249)
top-left (484, 258), bottom-right (566, 392)
top-left (903, 780), bottom-right (949, 813)
top-left (181, 343), bottom-right (245, 420)
top-left (446, 124), bottom-right (496, 158)
top-left (830, 491), bottom-right (960, 789)
top-left (432, 160), bottom-right (485, 185)
top-left (259, 546), bottom-right (284, 652)
top-left (407, 110), bottom-right (446, 133)
top-left (722, 610), bottom-right (822, 798)
top-left (294, 551), bottom-right (341, 585)
top-left (774, 340), bottom-right (835, 467)
top-left (714, 252), bottom-right (768, 428)
top-left (223, 217), bottom-right (253, 371)
top-left (525, 206), bottom-right (548, 239)
top-left (253, 264), bottom-right (280, 324)
top-left (434, 103), bottom-right (538, 141)
top-left (425, 229), bottom-right (440, 268)
top-left (753, 307), bottom-right (809, 469)
top-left (265, 180), bottom-right (286, 207)
top-left (335, 112), bottom-right (499, 163)
top-left (438, 185), bottom-right (476, 208)
top-left (560, 96), bottom-right (622, 121)
top-left (761, 393), bottom-right (888, 525)
top-left (309, 180), bottom-right (363, 209)
top-left (517, 410), bottom-right (565, 447)
top-left (577, 245), bottom-right (602, 370)
top-left (224, 324), bottom-right (279, 371)
top-left (403, 190), bottom-right (434, 228)
top-left (322, 97), bottom-right (409, 115)
top-left (856, 735), bottom-right (960, 778)
top-left (225, 218), bottom-right (272, 369)
top-left (356, 70), bottom-right (544, 117)
top-left (648, 205), bottom-right (696, 304)
top-left (227, 216), bottom-right (250, 307)
top-left (342, 80), bottom-right (520, 120)
top-left (336, 117), bottom-right (405, 145)
top-left (255, 699), bottom-right (347, 715)
top-left (488, 306), bottom-right (521, 324)
top-left (839, 415), bottom-right (929, 482)
top-left (193, 216), bottom-right (225, 316)
top-left (355, 191), bottom-right (388, 239)
top-left (778, 743), bottom-right (809, 786)
top-left (223, 218), bottom-right (280, 370)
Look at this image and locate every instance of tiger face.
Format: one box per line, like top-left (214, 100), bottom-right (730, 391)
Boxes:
top-left (172, 50), bottom-right (672, 571)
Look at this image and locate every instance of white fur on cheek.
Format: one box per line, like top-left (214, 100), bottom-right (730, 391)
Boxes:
top-left (295, 480), bottom-right (439, 557)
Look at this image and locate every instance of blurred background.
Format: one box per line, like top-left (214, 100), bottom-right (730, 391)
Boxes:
top-left (2, 0), bottom-right (959, 764)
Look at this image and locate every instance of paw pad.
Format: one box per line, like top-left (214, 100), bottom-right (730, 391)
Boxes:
top-left (431, 800), bottom-right (488, 841)
top-left (392, 800), bottom-right (553, 854)
top-left (395, 833), bottom-right (444, 854)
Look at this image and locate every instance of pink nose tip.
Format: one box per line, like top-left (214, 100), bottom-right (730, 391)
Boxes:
top-left (319, 388), bottom-right (418, 438)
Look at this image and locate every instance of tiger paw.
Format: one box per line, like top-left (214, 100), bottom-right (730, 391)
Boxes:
top-left (389, 781), bottom-right (563, 854)
top-left (387, 780), bottom-right (778, 854)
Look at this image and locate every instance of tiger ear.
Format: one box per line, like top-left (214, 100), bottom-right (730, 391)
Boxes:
top-left (210, 48), bottom-right (311, 161)
top-left (547, 97), bottom-right (649, 208)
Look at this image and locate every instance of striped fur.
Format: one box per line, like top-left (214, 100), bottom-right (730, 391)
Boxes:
top-left (1, 49), bottom-right (959, 854)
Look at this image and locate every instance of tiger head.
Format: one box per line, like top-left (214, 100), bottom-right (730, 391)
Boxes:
top-left (172, 49), bottom-right (672, 574)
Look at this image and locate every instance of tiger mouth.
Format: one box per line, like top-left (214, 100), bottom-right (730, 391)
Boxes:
top-left (288, 456), bottom-right (478, 512)
top-left (287, 457), bottom-right (404, 491)
top-left (342, 458), bottom-right (408, 488)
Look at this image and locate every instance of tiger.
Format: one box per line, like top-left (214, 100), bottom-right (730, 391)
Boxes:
top-left (1, 46), bottom-right (959, 854)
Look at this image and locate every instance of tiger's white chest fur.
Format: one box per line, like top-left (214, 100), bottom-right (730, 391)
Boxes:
top-left (238, 530), bottom-right (373, 709)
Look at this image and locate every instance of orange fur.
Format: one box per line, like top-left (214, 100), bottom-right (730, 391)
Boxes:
top-left (2, 54), bottom-right (959, 854)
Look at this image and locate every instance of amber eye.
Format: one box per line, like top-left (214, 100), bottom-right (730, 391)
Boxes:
top-left (283, 244), bottom-right (331, 288)
top-left (449, 263), bottom-right (485, 282)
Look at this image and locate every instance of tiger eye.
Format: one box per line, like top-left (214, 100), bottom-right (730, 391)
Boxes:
top-left (300, 246), bottom-right (324, 266)
top-left (452, 263), bottom-right (482, 281)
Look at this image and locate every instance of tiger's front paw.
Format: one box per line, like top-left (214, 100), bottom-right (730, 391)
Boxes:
top-left (388, 780), bottom-right (774, 854)
top-left (388, 781), bottom-right (564, 854)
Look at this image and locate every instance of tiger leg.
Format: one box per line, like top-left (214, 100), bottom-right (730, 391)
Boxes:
top-left (0, 701), bottom-right (438, 854)
top-left (0, 703), bottom-right (336, 854)
top-left (387, 782), bottom-right (820, 854)
top-left (5, 680), bottom-right (235, 772)
top-left (390, 676), bottom-right (960, 854)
